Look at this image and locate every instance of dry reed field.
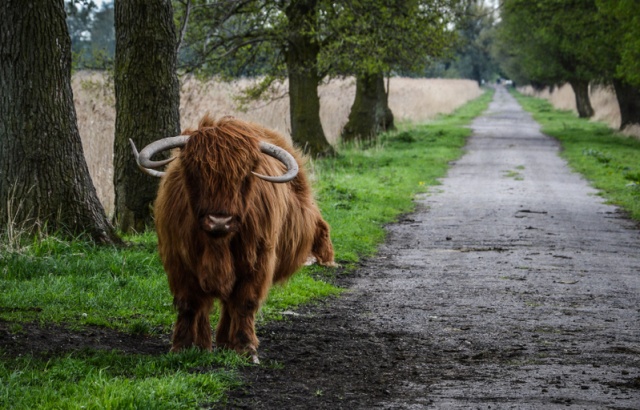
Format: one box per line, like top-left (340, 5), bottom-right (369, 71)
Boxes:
top-left (72, 72), bottom-right (482, 215)
top-left (519, 83), bottom-right (640, 139)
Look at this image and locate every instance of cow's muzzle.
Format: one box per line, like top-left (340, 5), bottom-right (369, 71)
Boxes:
top-left (200, 215), bottom-right (235, 236)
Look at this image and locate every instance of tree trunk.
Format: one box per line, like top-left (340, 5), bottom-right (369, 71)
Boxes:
top-left (0, 0), bottom-right (120, 244)
top-left (342, 73), bottom-right (395, 143)
top-left (284, 0), bottom-right (334, 157)
top-left (568, 79), bottom-right (594, 118)
top-left (114, 0), bottom-right (180, 233)
top-left (612, 79), bottom-right (640, 130)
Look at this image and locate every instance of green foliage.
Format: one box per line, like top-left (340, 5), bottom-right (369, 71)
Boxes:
top-left (176, 0), bottom-right (462, 80)
top-left (319, 0), bottom-right (461, 78)
top-left (496, 0), bottom-right (615, 86)
top-left (496, 0), bottom-right (639, 92)
top-left (173, 0), bottom-right (286, 78)
top-left (66, 0), bottom-right (115, 71)
top-left (596, 0), bottom-right (640, 87)
top-left (0, 89), bottom-right (493, 407)
top-left (428, 1), bottom-right (501, 83)
top-left (513, 91), bottom-right (640, 220)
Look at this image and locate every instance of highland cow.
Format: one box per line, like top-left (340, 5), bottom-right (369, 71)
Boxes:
top-left (131, 115), bottom-right (335, 363)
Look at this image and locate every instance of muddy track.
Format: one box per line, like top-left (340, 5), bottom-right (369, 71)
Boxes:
top-left (223, 87), bottom-right (640, 409)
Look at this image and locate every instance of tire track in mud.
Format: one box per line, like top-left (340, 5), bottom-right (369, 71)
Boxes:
top-left (224, 86), bottom-right (640, 409)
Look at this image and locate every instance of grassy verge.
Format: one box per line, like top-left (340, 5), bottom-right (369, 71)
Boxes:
top-left (0, 88), bottom-right (493, 409)
top-left (513, 91), bottom-right (640, 221)
top-left (2, 349), bottom-right (245, 409)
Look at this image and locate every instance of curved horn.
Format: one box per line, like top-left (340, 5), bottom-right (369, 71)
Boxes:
top-left (252, 142), bottom-right (299, 183)
top-left (129, 136), bottom-right (189, 177)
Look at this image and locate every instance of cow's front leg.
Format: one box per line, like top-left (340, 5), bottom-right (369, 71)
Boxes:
top-left (171, 295), bottom-right (213, 352)
top-left (215, 301), bottom-right (232, 349)
top-left (193, 296), bottom-right (214, 350)
top-left (227, 280), bottom-right (270, 364)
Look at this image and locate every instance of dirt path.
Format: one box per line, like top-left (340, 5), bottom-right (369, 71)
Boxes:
top-left (225, 86), bottom-right (640, 409)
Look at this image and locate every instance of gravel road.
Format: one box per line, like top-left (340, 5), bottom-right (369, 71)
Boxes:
top-left (226, 85), bottom-right (640, 409)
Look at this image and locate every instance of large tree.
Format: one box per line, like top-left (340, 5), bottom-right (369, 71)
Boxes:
top-left (498, 0), bottom-right (605, 118)
top-left (113, 0), bottom-right (181, 232)
top-left (283, 0), bottom-right (332, 155)
top-left (174, 0), bottom-right (335, 157)
top-left (595, 0), bottom-right (640, 131)
top-left (0, 0), bottom-right (120, 244)
top-left (322, 0), bottom-right (460, 142)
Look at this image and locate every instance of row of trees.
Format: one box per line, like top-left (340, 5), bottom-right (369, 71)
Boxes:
top-left (0, 0), bottom-right (465, 243)
top-left (495, 0), bottom-right (640, 130)
top-left (172, 0), bottom-right (462, 154)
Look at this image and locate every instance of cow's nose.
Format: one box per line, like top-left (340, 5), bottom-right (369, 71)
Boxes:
top-left (201, 215), bottom-right (233, 234)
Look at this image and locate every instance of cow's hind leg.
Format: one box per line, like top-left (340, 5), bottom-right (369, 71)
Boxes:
top-left (171, 295), bottom-right (213, 352)
top-left (312, 218), bottom-right (336, 266)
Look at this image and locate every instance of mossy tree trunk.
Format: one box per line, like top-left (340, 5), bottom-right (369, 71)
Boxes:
top-left (612, 79), bottom-right (640, 130)
top-left (0, 0), bottom-right (120, 244)
top-left (342, 73), bottom-right (395, 143)
top-left (568, 79), bottom-right (594, 118)
top-left (114, 0), bottom-right (180, 233)
top-left (284, 0), bottom-right (334, 157)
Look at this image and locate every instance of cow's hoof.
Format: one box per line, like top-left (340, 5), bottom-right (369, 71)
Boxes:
top-left (245, 346), bottom-right (260, 364)
top-left (170, 344), bottom-right (188, 353)
top-left (250, 353), bottom-right (260, 364)
top-left (240, 346), bottom-right (260, 364)
top-left (228, 344), bottom-right (260, 364)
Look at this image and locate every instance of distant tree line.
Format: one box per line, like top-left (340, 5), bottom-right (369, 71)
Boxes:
top-left (421, 1), bottom-right (500, 85)
top-left (65, 0), bottom-right (503, 88)
top-left (66, 0), bottom-right (115, 70)
top-left (494, 0), bottom-right (640, 131)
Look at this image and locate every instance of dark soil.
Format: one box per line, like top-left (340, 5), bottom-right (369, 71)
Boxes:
top-left (0, 319), bottom-right (169, 358)
top-left (2, 87), bottom-right (639, 409)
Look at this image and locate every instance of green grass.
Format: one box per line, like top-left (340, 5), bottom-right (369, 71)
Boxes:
top-left (0, 88), bottom-right (493, 408)
top-left (513, 91), bottom-right (640, 221)
top-left (0, 349), bottom-right (244, 409)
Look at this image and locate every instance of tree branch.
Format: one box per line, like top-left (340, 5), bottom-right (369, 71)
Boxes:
top-left (176, 0), bottom-right (192, 56)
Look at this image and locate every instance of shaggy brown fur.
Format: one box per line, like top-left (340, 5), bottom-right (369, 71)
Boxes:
top-left (153, 115), bottom-right (335, 360)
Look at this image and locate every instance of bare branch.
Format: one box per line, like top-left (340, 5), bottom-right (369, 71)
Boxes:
top-left (176, 0), bottom-right (192, 56)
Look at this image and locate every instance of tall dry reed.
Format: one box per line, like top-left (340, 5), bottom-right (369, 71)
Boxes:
top-left (72, 72), bottom-right (482, 215)
top-left (73, 71), bottom-right (116, 216)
